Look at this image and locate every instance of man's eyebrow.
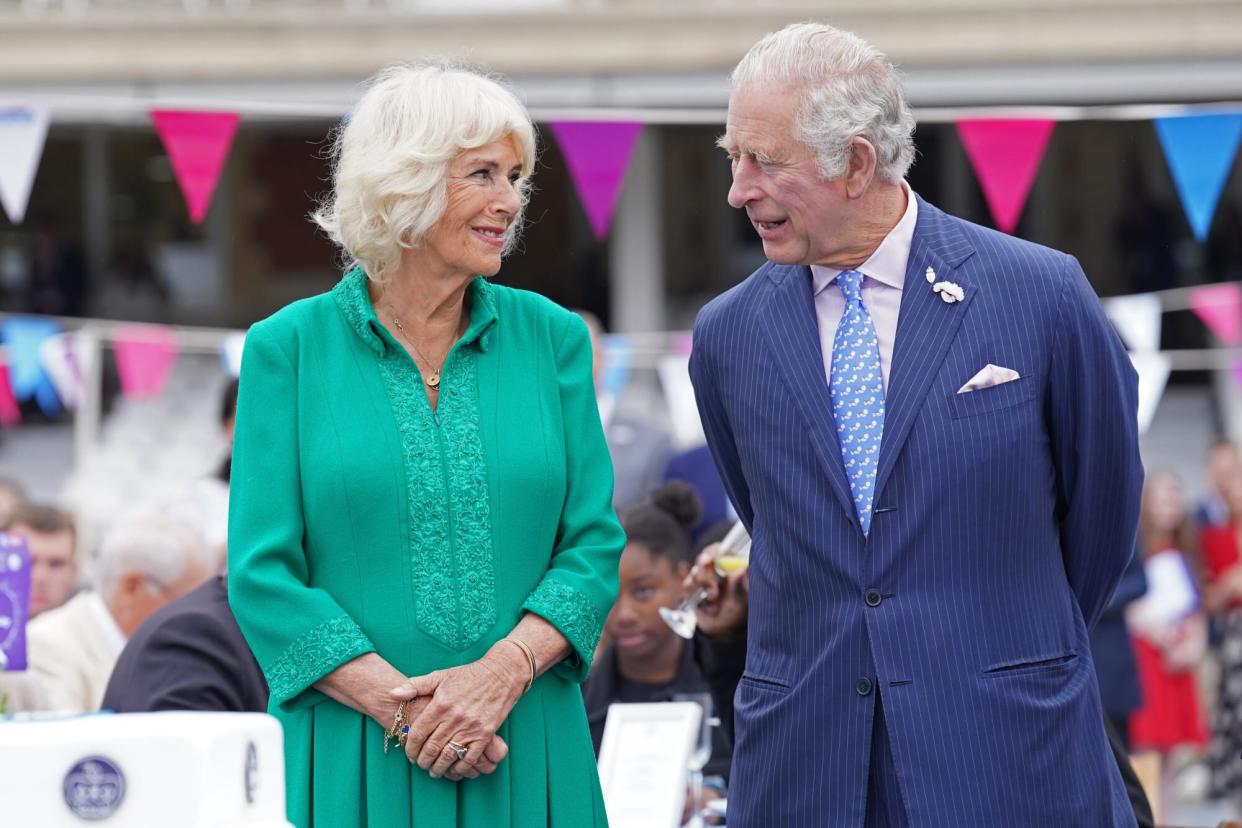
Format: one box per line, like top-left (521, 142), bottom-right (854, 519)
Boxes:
top-left (716, 134), bottom-right (736, 153)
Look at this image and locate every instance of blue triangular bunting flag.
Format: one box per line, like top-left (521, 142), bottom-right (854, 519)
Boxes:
top-left (2, 317), bottom-right (62, 415)
top-left (1154, 113), bottom-right (1242, 241)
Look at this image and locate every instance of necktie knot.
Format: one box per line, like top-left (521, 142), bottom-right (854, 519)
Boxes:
top-left (838, 270), bottom-right (864, 304)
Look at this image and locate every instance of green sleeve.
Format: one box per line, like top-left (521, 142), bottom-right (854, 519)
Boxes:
top-left (521, 313), bottom-right (625, 683)
top-left (227, 321), bottom-right (376, 710)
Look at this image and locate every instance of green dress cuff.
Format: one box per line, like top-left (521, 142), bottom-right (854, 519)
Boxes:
top-left (265, 615), bottom-right (375, 710)
top-left (522, 577), bottom-right (605, 683)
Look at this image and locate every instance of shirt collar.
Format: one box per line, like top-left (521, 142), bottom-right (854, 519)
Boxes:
top-left (83, 590), bottom-right (127, 655)
top-left (332, 265), bottom-right (499, 357)
top-left (810, 180), bottom-right (918, 296)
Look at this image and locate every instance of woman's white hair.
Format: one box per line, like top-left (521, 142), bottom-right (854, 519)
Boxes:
top-left (93, 515), bottom-right (212, 601)
top-left (731, 22), bottom-right (916, 183)
top-left (313, 60), bottom-right (537, 284)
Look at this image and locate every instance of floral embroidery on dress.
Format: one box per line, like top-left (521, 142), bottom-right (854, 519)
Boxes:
top-left (266, 615), bottom-right (373, 705)
top-left (333, 267), bottom-right (497, 652)
top-left (523, 578), bottom-right (604, 670)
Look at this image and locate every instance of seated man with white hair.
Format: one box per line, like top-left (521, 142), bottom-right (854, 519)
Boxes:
top-left (16, 514), bottom-right (217, 713)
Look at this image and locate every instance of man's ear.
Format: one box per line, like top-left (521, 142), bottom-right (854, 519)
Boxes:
top-left (115, 570), bottom-right (146, 599)
top-left (844, 136), bottom-right (878, 199)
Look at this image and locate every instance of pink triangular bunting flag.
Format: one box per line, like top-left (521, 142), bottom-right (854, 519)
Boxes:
top-left (956, 119), bottom-right (1056, 234)
top-left (0, 364), bottom-right (21, 426)
top-left (548, 121), bottom-right (643, 240)
top-left (114, 324), bottom-right (179, 398)
top-left (1189, 283), bottom-right (1242, 346)
top-left (150, 110), bottom-right (240, 224)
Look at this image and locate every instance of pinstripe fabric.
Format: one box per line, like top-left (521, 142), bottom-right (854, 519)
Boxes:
top-left (689, 196), bottom-right (1143, 827)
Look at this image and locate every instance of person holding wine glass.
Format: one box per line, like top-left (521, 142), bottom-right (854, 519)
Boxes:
top-left (582, 482), bottom-right (733, 781)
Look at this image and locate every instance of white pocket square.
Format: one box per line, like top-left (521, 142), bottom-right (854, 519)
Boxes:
top-left (957, 364), bottom-right (1021, 394)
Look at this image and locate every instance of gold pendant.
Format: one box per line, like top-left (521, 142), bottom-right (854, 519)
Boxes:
top-left (427, 373), bottom-right (441, 389)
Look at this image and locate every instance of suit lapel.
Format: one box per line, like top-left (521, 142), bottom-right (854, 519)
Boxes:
top-left (873, 199), bottom-right (978, 507)
top-left (760, 265), bottom-right (859, 524)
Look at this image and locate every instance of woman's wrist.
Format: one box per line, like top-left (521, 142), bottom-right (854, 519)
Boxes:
top-left (485, 641), bottom-right (533, 699)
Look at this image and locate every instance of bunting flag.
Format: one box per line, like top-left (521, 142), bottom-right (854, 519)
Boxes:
top-left (548, 121), bottom-right (644, 240)
top-left (39, 333), bottom-right (88, 411)
top-left (1130, 351), bottom-right (1172, 435)
top-left (1103, 293), bottom-right (1163, 352)
top-left (0, 105), bottom-right (50, 225)
top-left (1188, 282), bottom-right (1242, 345)
top-left (1, 317), bottom-right (61, 415)
top-left (600, 333), bottom-right (633, 401)
top-left (113, 324), bottom-right (179, 398)
top-left (0, 365), bottom-right (21, 427)
top-left (658, 353), bottom-right (705, 449)
top-left (220, 331), bottom-right (246, 377)
top-left (956, 119), bottom-right (1056, 234)
top-left (1154, 113), bottom-right (1242, 241)
top-left (670, 331), bottom-right (693, 357)
top-left (150, 110), bottom-right (240, 224)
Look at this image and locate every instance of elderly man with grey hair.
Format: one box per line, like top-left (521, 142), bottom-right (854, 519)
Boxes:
top-left (688, 22), bottom-right (1142, 827)
top-left (6, 513), bottom-right (216, 713)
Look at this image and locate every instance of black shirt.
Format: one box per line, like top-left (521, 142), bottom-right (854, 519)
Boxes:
top-left (583, 640), bottom-right (732, 779)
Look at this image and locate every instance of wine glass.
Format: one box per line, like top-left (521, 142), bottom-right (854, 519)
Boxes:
top-left (659, 521), bottom-right (751, 639)
top-left (673, 692), bottom-right (716, 828)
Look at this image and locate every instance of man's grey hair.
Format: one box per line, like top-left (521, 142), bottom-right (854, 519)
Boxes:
top-left (93, 514), bottom-right (212, 600)
top-left (731, 22), bottom-right (916, 183)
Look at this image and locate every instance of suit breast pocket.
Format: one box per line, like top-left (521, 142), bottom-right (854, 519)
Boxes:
top-left (947, 375), bottom-right (1037, 420)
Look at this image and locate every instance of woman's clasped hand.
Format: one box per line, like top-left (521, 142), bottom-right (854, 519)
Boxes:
top-left (387, 642), bottom-right (530, 781)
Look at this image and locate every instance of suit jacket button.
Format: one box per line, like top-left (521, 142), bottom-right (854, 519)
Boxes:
top-left (864, 589), bottom-right (882, 607)
top-left (856, 677), bottom-right (874, 696)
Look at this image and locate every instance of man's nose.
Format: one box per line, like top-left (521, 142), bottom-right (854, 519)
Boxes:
top-left (728, 157), bottom-right (759, 209)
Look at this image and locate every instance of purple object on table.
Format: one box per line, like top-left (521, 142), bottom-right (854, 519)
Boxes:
top-left (0, 531), bottom-right (31, 671)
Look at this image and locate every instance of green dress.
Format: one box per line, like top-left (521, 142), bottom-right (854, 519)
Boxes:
top-left (228, 267), bottom-right (624, 827)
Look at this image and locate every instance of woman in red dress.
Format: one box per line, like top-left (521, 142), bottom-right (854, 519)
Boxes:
top-left (1127, 471), bottom-right (1209, 756)
top-left (1204, 467), bottom-right (1242, 801)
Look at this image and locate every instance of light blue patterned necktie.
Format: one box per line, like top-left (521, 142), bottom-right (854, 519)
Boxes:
top-left (830, 270), bottom-right (886, 536)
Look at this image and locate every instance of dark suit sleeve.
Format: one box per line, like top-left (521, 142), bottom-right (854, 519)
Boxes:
top-left (113, 610), bottom-right (250, 712)
top-left (1107, 547), bottom-right (1148, 611)
top-left (689, 311), bottom-right (754, 530)
top-left (1046, 256), bottom-right (1144, 630)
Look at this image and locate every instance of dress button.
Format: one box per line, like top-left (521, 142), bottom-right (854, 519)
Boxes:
top-left (864, 589), bottom-right (882, 607)
top-left (856, 677), bottom-right (874, 696)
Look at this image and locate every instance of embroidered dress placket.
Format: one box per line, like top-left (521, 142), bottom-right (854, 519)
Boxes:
top-left (334, 268), bottom-right (497, 651)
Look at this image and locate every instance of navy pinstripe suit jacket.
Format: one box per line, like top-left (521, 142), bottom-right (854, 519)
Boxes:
top-left (689, 196), bottom-right (1143, 827)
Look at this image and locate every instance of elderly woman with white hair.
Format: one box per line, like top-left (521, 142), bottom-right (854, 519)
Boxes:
top-left (227, 62), bottom-right (623, 827)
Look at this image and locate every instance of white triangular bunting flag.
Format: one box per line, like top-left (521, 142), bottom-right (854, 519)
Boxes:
top-left (1129, 352), bottom-right (1172, 435)
top-left (1104, 294), bottom-right (1162, 353)
top-left (0, 105), bottom-right (50, 224)
top-left (40, 332), bottom-right (89, 410)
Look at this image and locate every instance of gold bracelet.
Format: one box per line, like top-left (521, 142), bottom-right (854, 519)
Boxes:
top-left (384, 698), bottom-right (411, 755)
top-left (502, 637), bottom-right (536, 694)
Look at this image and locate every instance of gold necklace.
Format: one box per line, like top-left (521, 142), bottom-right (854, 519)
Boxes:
top-left (387, 308), bottom-right (449, 389)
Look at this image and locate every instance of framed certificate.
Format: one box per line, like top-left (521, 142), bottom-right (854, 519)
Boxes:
top-left (597, 701), bottom-right (702, 828)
